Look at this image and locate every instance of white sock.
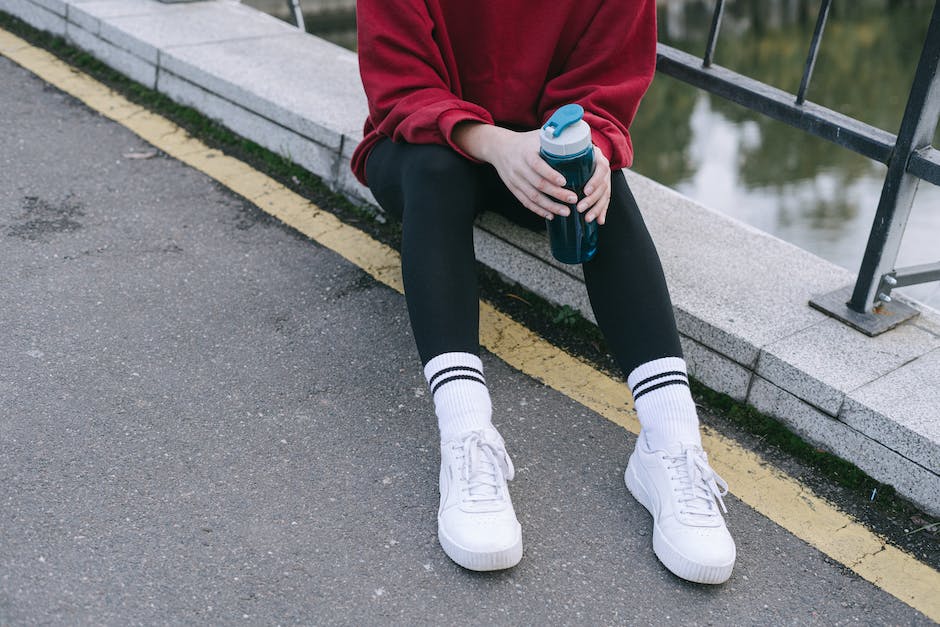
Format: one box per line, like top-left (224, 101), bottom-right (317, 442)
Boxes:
top-left (424, 352), bottom-right (493, 441)
top-left (628, 357), bottom-right (702, 451)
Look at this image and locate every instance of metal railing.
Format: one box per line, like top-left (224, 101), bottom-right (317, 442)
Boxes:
top-left (657, 0), bottom-right (940, 335)
top-left (286, 0), bottom-right (305, 31)
top-left (231, 1), bottom-right (306, 29)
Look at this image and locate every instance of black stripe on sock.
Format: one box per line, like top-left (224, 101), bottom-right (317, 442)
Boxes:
top-left (428, 365), bottom-right (484, 389)
top-left (631, 378), bottom-right (690, 402)
top-left (431, 373), bottom-right (487, 395)
top-left (631, 370), bottom-right (688, 395)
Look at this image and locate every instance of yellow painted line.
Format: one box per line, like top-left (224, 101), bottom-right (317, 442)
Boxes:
top-left (3, 26), bottom-right (938, 620)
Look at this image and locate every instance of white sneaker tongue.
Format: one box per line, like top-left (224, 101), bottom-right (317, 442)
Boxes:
top-left (468, 473), bottom-right (498, 498)
top-left (676, 449), bottom-right (727, 517)
top-left (465, 440), bottom-right (504, 499)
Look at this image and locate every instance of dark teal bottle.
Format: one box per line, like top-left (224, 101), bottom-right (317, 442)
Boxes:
top-left (540, 104), bottom-right (598, 265)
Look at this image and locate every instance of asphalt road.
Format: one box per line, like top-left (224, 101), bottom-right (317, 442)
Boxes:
top-left (0, 54), bottom-right (931, 625)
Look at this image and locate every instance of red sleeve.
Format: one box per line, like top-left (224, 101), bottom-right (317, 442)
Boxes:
top-left (357, 0), bottom-right (494, 159)
top-left (538, 0), bottom-right (657, 169)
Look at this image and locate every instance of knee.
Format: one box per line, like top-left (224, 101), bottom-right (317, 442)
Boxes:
top-left (602, 172), bottom-right (644, 230)
top-left (400, 144), bottom-right (479, 223)
top-left (402, 144), bottom-right (476, 185)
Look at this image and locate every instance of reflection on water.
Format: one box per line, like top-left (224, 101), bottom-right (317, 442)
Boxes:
top-left (290, 0), bottom-right (940, 309)
top-left (633, 0), bottom-right (940, 309)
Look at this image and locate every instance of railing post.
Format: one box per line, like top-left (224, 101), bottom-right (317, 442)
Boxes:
top-left (286, 0), bottom-right (306, 30)
top-left (703, 0), bottom-right (725, 68)
top-left (847, 2), bottom-right (940, 314)
top-left (796, 0), bottom-right (831, 105)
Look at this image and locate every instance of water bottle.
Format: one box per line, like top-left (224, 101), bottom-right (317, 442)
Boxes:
top-left (540, 103), bottom-right (598, 265)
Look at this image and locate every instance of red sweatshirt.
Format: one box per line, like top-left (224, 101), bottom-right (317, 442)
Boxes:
top-left (351, 0), bottom-right (657, 186)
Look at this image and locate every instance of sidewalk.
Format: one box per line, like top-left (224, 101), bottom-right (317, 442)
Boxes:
top-left (1, 0), bottom-right (937, 517)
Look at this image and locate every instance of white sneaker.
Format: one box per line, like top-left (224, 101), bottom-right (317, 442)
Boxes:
top-left (625, 434), bottom-right (736, 584)
top-left (437, 428), bottom-right (523, 571)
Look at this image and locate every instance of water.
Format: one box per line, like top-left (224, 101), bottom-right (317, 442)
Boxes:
top-left (633, 0), bottom-right (940, 310)
top-left (273, 0), bottom-right (940, 310)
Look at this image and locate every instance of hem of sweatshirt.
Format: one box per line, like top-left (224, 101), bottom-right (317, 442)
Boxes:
top-left (585, 124), bottom-right (633, 170)
top-left (350, 107), bottom-right (495, 186)
top-left (438, 108), bottom-right (495, 163)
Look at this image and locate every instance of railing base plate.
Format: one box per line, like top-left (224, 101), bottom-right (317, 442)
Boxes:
top-left (809, 286), bottom-right (919, 336)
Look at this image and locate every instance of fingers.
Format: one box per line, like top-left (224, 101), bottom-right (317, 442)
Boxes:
top-left (509, 154), bottom-right (576, 220)
top-left (579, 182), bottom-right (610, 224)
top-left (524, 154), bottom-right (576, 204)
top-left (579, 148), bottom-right (612, 224)
top-left (489, 129), bottom-right (583, 221)
top-left (512, 178), bottom-right (571, 219)
top-left (529, 153), bottom-right (567, 189)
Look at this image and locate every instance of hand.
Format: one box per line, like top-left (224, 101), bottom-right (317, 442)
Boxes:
top-left (579, 147), bottom-right (612, 225)
top-left (452, 124), bottom-right (577, 220)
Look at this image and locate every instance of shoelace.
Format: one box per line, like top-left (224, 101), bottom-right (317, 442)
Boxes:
top-left (665, 448), bottom-right (729, 519)
top-left (456, 431), bottom-right (515, 505)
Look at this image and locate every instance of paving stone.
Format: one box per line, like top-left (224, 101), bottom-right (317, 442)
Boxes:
top-left (477, 211), bottom-right (579, 278)
top-left (67, 21), bottom-right (156, 88)
top-left (672, 305), bottom-right (756, 369)
top-left (158, 30), bottom-right (366, 152)
top-left (681, 334), bottom-right (752, 402)
top-left (29, 0), bottom-right (65, 16)
top-left (473, 214), bottom-right (595, 324)
top-left (95, 0), bottom-right (288, 65)
top-left (748, 376), bottom-right (852, 452)
top-left (749, 377), bottom-right (940, 515)
top-left (334, 140), bottom-right (375, 205)
top-left (66, 0), bottom-right (165, 35)
top-left (0, 0), bottom-right (66, 35)
top-left (333, 163), bottom-right (374, 205)
top-left (625, 170), bottom-right (853, 368)
top-left (842, 346), bottom-right (940, 476)
top-left (156, 70), bottom-right (337, 180)
top-left (757, 316), bottom-right (940, 416)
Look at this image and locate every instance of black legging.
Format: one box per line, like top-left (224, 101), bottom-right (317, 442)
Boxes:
top-left (365, 138), bottom-right (683, 378)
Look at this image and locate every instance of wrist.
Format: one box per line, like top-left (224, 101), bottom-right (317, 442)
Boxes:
top-left (452, 122), bottom-right (505, 163)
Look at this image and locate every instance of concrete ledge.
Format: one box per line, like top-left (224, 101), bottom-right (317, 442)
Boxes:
top-left (3, 0), bottom-right (938, 515)
top-left (5, 0), bottom-right (64, 35)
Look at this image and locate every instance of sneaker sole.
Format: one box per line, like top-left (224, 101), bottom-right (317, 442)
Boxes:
top-left (438, 524), bottom-right (523, 572)
top-left (625, 455), bottom-right (734, 585)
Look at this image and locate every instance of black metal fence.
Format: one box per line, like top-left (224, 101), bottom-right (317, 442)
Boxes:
top-left (657, 0), bottom-right (940, 335)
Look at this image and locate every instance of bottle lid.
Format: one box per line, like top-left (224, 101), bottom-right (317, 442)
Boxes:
top-left (540, 104), bottom-right (592, 157)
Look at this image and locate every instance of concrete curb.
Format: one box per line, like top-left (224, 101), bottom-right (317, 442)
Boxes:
top-left (3, 0), bottom-right (938, 515)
